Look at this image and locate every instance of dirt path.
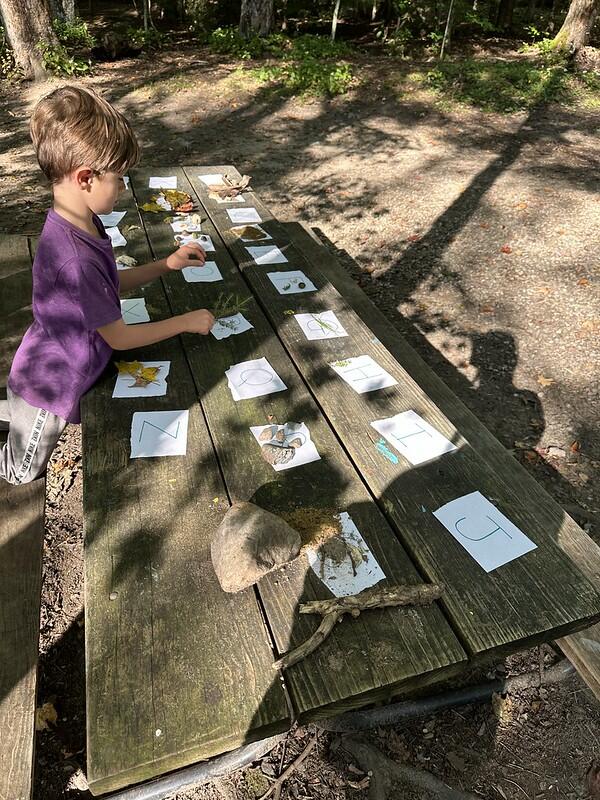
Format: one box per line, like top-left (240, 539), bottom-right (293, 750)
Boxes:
top-left (1, 47), bottom-right (599, 799)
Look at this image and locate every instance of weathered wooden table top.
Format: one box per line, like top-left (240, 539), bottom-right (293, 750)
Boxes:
top-left (16, 165), bottom-right (595, 796)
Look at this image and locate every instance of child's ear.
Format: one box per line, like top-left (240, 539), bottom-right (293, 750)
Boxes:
top-left (75, 167), bottom-right (94, 190)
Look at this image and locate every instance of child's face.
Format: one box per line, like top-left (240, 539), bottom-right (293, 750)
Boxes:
top-left (89, 171), bottom-right (126, 214)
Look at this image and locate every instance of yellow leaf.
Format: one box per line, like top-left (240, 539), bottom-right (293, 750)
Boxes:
top-left (36, 701), bottom-right (58, 731)
top-left (139, 366), bottom-right (160, 383)
top-left (115, 360), bottom-right (143, 376)
top-left (537, 374), bottom-right (555, 387)
top-left (139, 202), bottom-right (162, 213)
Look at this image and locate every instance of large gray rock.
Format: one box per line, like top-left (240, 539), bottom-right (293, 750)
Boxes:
top-left (211, 501), bottom-right (301, 593)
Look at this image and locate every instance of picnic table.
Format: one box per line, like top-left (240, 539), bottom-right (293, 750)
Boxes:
top-left (74, 165), bottom-right (600, 795)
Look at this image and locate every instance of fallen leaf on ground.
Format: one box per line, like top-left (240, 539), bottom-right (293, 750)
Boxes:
top-left (479, 304), bottom-right (495, 313)
top-left (578, 278), bottom-right (590, 286)
top-left (537, 374), bottom-right (555, 387)
top-left (500, 244), bottom-right (512, 254)
top-left (407, 233), bottom-right (421, 242)
top-left (446, 751), bottom-right (467, 772)
top-left (492, 692), bottom-right (512, 722)
top-left (570, 440), bottom-right (581, 453)
top-left (36, 701), bottom-right (58, 731)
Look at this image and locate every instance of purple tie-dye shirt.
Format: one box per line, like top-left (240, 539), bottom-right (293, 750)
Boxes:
top-left (9, 209), bottom-right (122, 423)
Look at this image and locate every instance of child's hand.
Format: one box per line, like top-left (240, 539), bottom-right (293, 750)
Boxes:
top-left (180, 309), bottom-right (215, 335)
top-left (166, 242), bottom-right (206, 271)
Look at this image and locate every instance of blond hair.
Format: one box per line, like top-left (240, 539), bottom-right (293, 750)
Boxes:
top-left (30, 85), bottom-right (140, 183)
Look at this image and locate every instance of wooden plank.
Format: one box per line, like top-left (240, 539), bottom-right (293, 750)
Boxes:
top-left (82, 193), bottom-right (289, 795)
top-left (131, 167), bottom-right (467, 722)
top-left (285, 221), bottom-right (600, 702)
top-left (0, 235), bottom-right (44, 800)
top-left (0, 235), bottom-right (35, 384)
top-left (186, 165), bottom-right (600, 661)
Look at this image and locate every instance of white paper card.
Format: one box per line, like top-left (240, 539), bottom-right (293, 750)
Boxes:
top-left (371, 410), bottom-right (457, 466)
top-left (175, 233), bottom-right (215, 252)
top-left (130, 410), bottom-right (189, 459)
top-left (106, 226), bottom-right (127, 248)
top-left (246, 245), bottom-right (288, 265)
top-left (227, 207), bottom-right (261, 224)
top-left (249, 421), bottom-right (320, 472)
top-left (182, 261), bottom-right (223, 283)
top-left (199, 173), bottom-right (225, 186)
top-left (170, 216), bottom-right (202, 233)
top-left (149, 175), bottom-right (177, 189)
top-left (231, 224), bottom-right (272, 242)
top-left (331, 355), bottom-right (397, 394)
top-left (306, 512), bottom-right (386, 596)
top-left (99, 210), bottom-right (127, 228)
top-left (294, 311), bottom-right (348, 341)
top-left (215, 194), bottom-right (245, 204)
top-left (225, 357), bottom-right (287, 401)
top-left (267, 270), bottom-right (317, 295)
top-left (112, 361), bottom-right (171, 399)
top-left (211, 313), bottom-right (253, 340)
top-left (121, 298), bottom-right (150, 324)
top-left (433, 491), bottom-right (537, 572)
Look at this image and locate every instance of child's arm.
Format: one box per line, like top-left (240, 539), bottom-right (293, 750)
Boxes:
top-left (97, 308), bottom-right (214, 350)
top-left (118, 242), bottom-right (206, 294)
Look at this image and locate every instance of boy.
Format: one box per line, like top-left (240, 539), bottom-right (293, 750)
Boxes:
top-left (0, 85), bottom-right (215, 485)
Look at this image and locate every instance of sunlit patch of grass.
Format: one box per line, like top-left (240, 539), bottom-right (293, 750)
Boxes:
top-left (380, 56), bottom-right (600, 113)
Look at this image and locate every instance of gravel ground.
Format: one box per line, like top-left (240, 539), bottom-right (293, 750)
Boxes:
top-left (1, 46), bottom-right (599, 800)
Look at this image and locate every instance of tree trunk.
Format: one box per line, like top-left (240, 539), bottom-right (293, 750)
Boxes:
top-left (439, 0), bottom-right (455, 59)
top-left (552, 0), bottom-right (600, 50)
top-left (331, 0), bottom-right (341, 40)
top-left (239, 0), bottom-right (274, 38)
top-left (496, 0), bottom-right (515, 29)
top-left (0, 0), bottom-right (57, 78)
top-left (48, 0), bottom-right (75, 20)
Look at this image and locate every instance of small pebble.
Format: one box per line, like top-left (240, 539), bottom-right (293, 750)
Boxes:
top-left (109, 592), bottom-right (118, 601)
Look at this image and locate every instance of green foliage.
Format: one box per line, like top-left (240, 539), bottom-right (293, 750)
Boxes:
top-left (37, 41), bottom-right (91, 76)
top-left (425, 57), bottom-right (571, 112)
top-left (464, 9), bottom-right (496, 33)
top-left (0, 26), bottom-right (18, 78)
top-left (52, 16), bottom-right (95, 48)
top-left (257, 59), bottom-right (353, 96)
top-left (209, 29), bottom-right (353, 96)
top-left (209, 27), bottom-right (287, 58)
top-left (126, 26), bottom-right (169, 50)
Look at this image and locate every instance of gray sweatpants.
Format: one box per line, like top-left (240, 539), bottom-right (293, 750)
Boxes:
top-left (0, 387), bottom-right (67, 485)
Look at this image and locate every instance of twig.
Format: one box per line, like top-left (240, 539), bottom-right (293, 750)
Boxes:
top-left (258, 735), bottom-right (319, 800)
top-left (275, 583), bottom-right (443, 671)
top-left (339, 736), bottom-right (482, 800)
top-left (300, 584), bottom-right (443, 617)
top-left (502, 776), bottom-right (529, 799)
top-left (273, 736), bottom-right (288, 800)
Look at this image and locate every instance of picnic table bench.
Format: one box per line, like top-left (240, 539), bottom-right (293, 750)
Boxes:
top-left (2, 165), bottom-right (599, 799)
top-left (0, 235), bottom-right (45, 800)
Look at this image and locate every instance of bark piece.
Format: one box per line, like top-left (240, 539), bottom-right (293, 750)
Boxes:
top-left (211, 501), bottom-right (301, 593)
